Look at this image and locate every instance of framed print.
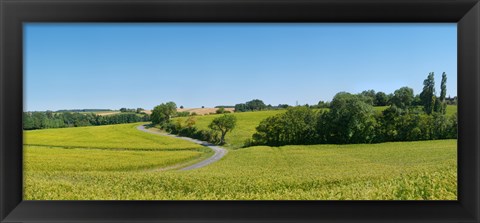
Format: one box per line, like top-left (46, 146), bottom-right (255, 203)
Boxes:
top-left (1, 0), bottom-right (479, 222)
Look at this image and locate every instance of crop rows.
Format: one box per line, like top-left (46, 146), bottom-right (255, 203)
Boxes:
top-left (24, 123), bottom-right (205, 151)
top-left (24, 139), bottom-right (457, 200)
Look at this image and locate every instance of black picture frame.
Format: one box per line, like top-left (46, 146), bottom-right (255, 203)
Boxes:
top-left (1, 0), bottom-right (479, 222)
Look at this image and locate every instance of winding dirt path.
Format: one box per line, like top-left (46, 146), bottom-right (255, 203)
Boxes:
top-left (136, 125), bottom-right (227, 170)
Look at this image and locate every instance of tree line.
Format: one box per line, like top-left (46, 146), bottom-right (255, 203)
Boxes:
top-left (23, 111), bottom-right (150, 130)
top-left (234, 99), bottom-right (291, 112)
top-left (249, 72), bottom-right (457, 146)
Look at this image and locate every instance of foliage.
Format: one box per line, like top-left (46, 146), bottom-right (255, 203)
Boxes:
top-left (252, 107), bottom-right (318, 146)
top-left (317, 101), bottom-right (330, 108)
top-left (23, 111), bottom-right (150, 130)
top-left (151, 102), bottom-right (177, 125)
top-left (434, 72), bottom-right (448, 114)
top-left (235, 99), bottom-right (267, 112)
top-left (245, 99), bottom-right (267, 111)
top-left (249, 74), bottom-right (456, 146)
top-left (420, 72), bottom-right (436, 114)
top-left (175, 111), bottom-right (190, 117)
top-left (216, 107), bottom-right (226, 114)
top-left (389, 87), bottom-right (414, 109)
top-left (208, 114), bottom-right (237, 145)
top-left (320, 92), bottom-right (377, 144)
top-left (171, 105), bottom-right (456, 148)
top-left (375, 91), bottom-right (389, 106)
top-left (358, 89), bottom-right (376, 105)
top-left (120, 108), bottom-right (136, 113)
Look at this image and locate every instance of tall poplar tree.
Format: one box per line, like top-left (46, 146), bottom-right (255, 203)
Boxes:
top-left (420, 72), bottom-right (436, 115)
top-left (439, 72), bottom-right (448, 114)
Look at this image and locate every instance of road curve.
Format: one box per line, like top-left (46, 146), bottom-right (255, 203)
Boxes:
top-left (136, 125), bottom-right (227, 170)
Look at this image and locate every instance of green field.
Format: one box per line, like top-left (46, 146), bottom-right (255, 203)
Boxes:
top-left (446, 105), bottom-right (457, 117)
top-left (24, 123), bottom-right (205, 151)
top-left (24, 139), bottom-right (456, 200)
top-left (25, 146), bottom-right (210, 172)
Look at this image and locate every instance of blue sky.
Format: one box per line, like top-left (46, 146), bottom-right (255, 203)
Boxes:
top-left (24, 23), bottom-right (457, 111)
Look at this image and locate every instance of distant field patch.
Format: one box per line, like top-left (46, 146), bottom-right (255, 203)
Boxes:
top-left (95, 111), bottom-right (121, 116)
top-left (177, 107), bottom-right (235, 115)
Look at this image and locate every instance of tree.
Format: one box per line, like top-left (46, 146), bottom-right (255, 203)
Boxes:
top-left (375, 92), bottom-right (388, 106)
top-left (208, 114), bottom-right (237, 145)
top-left (412, 94), bottom-right (422, 106)
top-left (277, 104), bottom-right (289, 109)
top-left (420, 72), bottom-right (436, 114)
top-left (245, 99), bottom-right (267, 111)
top-left (320, 92), bottom-right (377, 144)
top-left (151, 102), bottom-right (177, 125)
top-left (185, 116), bottom-right (196, 128)
top-left (359, 90), bottom-right (376, 105)
top-left (180, 105), bottom-right (184, 109)
top-left (234, 103), bottom-right (247, 112)
top-left (389, 87), bottom-right (414, 109)
top-left (136, 108), bottom-right (144, 113)
top-left (216, 107), bottom-right (226, 114)
top-left (253, 107), bottom-right (318, 146)
top-left (317, 101), bottom-right (330, 108)
top-left (434, 72), bottom-right (448, 114)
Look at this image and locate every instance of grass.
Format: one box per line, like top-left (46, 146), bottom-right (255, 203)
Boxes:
top-left (24, 123), bottom-right (205, 151)
top-left (24, 139), bottom-right (456, 200)
top-left (446, 105), bottom-right (457, 117)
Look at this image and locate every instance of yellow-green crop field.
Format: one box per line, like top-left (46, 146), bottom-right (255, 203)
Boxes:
top-left (24, 123), bottom-right (205, 151)
top-left (24, 146), bottom-right (209, 172)
top-left (24, 140), bottom-right (457, 200)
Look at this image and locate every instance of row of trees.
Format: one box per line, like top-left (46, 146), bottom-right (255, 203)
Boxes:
top-left (348, 72), bottom-right (456, 109)
top-left (250, 72), bottom-right (457, 146)
top-left (23, 112), bottom-right (150, 130)
top-left (234, 99), bottom-right (268, 112)
top-left (234, 99), bottom-right (295, 112)
top-left (119, 108), bottom-right (145, 113)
